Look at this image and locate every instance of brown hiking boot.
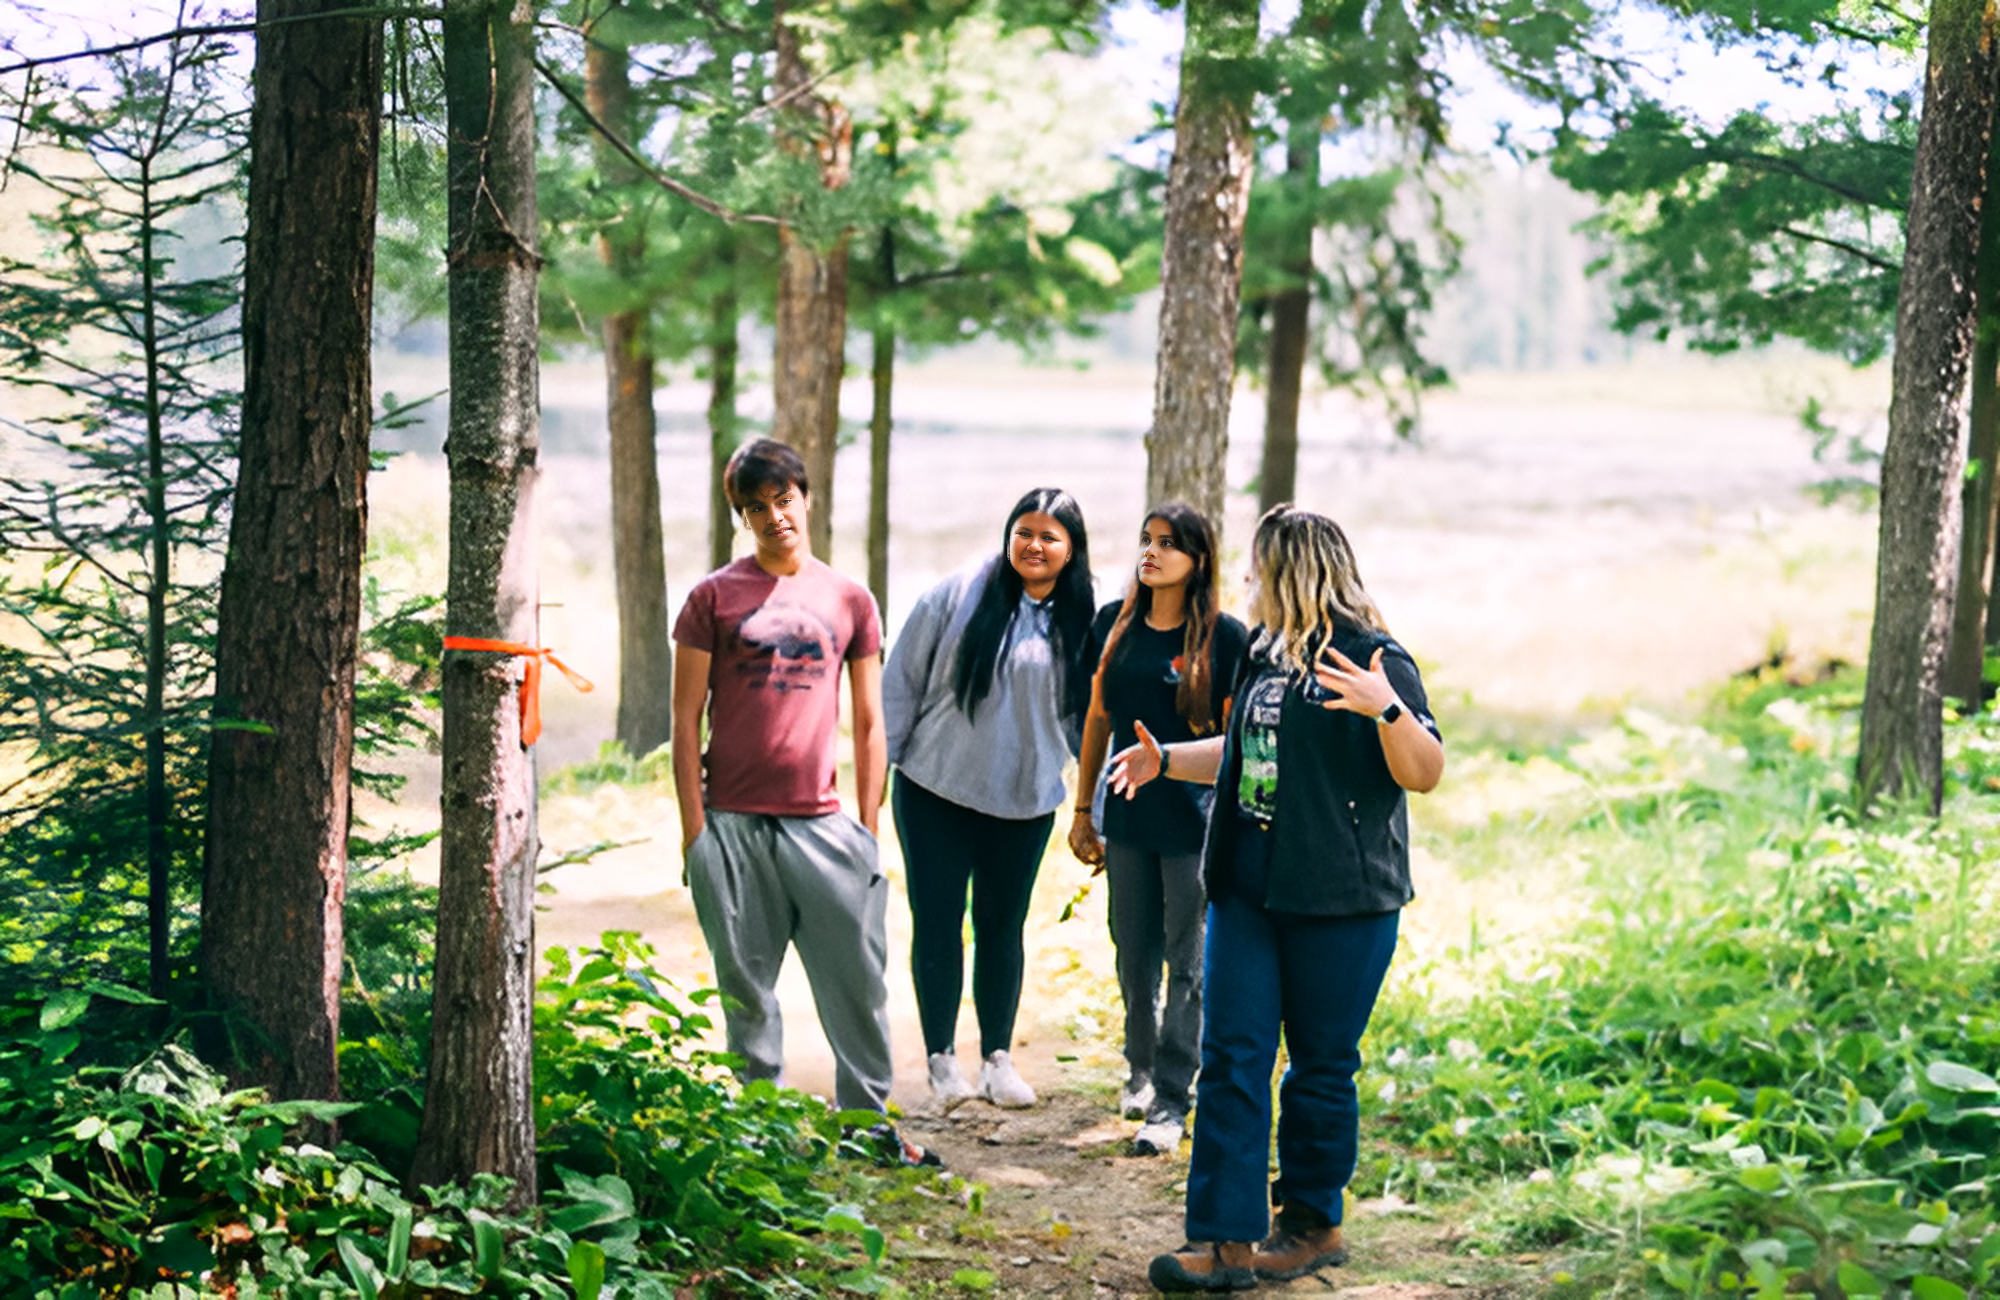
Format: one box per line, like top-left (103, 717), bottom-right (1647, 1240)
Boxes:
top-left (1147, 1241), bottom-right (1258, 1292)
top-left (1251, 1215), bottom-right (1347, 1280)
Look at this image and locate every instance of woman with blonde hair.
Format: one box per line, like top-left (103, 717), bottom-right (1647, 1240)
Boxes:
top-left (1110, 504), bottom-right (1444, 1292)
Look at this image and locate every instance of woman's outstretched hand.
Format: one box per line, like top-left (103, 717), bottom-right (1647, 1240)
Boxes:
top-left (1108, 719), bottom-right (1163, 799)
top-left (1314, 644), bottom-right (1397, 718)
top-left (1068, 808), bottom-right (1106, 872)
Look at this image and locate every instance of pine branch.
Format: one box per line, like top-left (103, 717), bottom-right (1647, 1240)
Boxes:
top-left (0, 6), bottom-right (441, 78)
top-left (529, 52), bottom-right (779, 227)
top-left (1776, 224), bottom-right (1900, 272)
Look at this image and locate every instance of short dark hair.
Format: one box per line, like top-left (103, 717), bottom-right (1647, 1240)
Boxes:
top-left (724, 438), bottom-right (809, 509)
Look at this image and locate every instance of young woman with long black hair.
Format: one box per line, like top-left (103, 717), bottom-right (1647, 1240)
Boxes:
top-left (1112, 505), bottom-right (1444, 1291)
top-left (884, 488), bottom-right (1095, 1107)
top-left (1070, 502), bottom-right (1248, 1155)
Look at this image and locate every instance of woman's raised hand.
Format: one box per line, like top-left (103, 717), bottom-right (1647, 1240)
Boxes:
top-left (1314, 644), bottom-right (1396, 719)
top-left (1108, 719), bottom-right (1164, 798)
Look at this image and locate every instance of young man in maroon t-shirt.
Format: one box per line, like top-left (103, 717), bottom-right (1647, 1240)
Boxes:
top-left (672, 438), bottom-right (933, 1166)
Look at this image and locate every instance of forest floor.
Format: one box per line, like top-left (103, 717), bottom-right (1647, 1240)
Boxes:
top-left (870, 1088), bottom-right (1544, 1299)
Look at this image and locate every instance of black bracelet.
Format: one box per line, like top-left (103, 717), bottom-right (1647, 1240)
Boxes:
top-left (1160, 745), bottom-right (1172, 778)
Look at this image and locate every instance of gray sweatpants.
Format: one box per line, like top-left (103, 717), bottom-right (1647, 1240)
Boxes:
top-left (685, 808), bottom-right (894, 1113)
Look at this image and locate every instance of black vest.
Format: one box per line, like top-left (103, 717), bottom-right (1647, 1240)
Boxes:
top-left (1202, 624), bottom-right (1424, 916)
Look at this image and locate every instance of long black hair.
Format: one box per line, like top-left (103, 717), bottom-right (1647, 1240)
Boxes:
top-left (1094, 501), bottom-right (1225, 734)
top-left (951, 487), bottom-right (1095, 722)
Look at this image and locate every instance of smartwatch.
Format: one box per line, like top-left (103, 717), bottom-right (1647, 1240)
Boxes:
top-left (1376, 700), bottom-right (1404, 727)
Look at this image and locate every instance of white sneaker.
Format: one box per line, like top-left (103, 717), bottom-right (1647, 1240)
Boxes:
top-left (928, 1051), bottom-right (976, 1103)
top-left (1133, 1117), bottom-right (1184, 1155)
top-left (1119, 1076), bottom-right (1155, 1121)
top-left (980, 1050), bottom-right (1036, 1108)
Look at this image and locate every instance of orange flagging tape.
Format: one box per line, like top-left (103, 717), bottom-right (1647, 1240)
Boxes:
top-left (441, 636), bottom-right (595, 746)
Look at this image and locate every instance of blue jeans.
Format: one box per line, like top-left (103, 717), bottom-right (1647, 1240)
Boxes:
top-left (1184, 893), bottom-right (1400, 1243)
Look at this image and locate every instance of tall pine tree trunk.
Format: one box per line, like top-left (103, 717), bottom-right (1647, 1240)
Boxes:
top-left (1857, 0), bottom-right (2000, 812)
top-left (1148, 0), bottom-right (1257, 530)
top-left (586, 22), bottom-right (673, 757)
top-left (1259, 122), bottom-right (1318, 516)
top-left (869, 222), bottom-right (896, 616)
top-left (413, 0), bottom-right (541, 1208)
top-left (772, 0), bottom-right (851, 559)
top-left (202, 0), bottom-right (381, 1105)
top-left (709, 233), bottom-right (740, 572)
top-left (1945, 114), bottom-right (2000, 705)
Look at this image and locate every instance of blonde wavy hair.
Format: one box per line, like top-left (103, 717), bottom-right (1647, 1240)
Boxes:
top-left (1246, 504), bottom-right (1386, 677)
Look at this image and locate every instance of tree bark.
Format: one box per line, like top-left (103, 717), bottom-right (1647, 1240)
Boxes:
top-left (772, 0), bottom-right (851, 559)
top-left (202, 0), bottom-right (381, 1107)
top-left (1857, 0), bottom-right (2000, 812)
top-left (1946, 110), bottom-right (2000, 705)
top-left (1259, 123), bottom-right (1318, 517)
top-left (709, 232), bottom-right (740, 572)
top-left (585, 21), bottom-right (673, 758)
top-left (1149, 0), bottom-right (1258, 532)
top-left (869, 222), bottom-right (896, 616)
top-left (412, 0), bottom-right (541, 1208)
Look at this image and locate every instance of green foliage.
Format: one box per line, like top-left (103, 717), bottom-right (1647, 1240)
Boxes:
top-left (532, 931), bottom-right (893, 1281)
top-left (0, 32), bottom-right (246, 1000)
top-left (2, 937), bottom-right (905, 1296)
top-left (541, 739), bottom-right (674, 796)
top-left (1366, 680), bottom-right (2000, 1294)
top-left (1555, 97), bottom-right (1913, 364)
top-left (0, 38), bottom-right (445, 1006)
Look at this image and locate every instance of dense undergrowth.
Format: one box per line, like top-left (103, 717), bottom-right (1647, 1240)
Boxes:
top-left (1365, 670), bottom-right (2000, 1297)
top-left (0, 933), bottom-right (913, 1297)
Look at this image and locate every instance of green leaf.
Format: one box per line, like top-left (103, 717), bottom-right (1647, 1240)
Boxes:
top-left (239, 1099), bottom-right (362, 1124)
top-left (472, 1213), bottom-right (504, 1281)
top-left (548, 1168), bottom-right (637, 1234)
top-left (1910, 1278), bottom-right (1968, 1300)
top-left (386, 1207), bottom-right (412, 1280)
top-left (951, 1269), bottom-right (995, 1291)
top-left (568, 1241), bottom-right (607, 1300)
top-left (337, 1234), bottom-right (382, 1300)
top-left (141, 1221), bottom-right (215, 1276)
top-left (1926, 1061), bottom-right (2000, 1093)
top-left (40, 988), bottom-right (90, 1031)
top-left (82, 980), bottom-right (163, 1006)
top-left (1737, 1165), bottom-right (1784, 1194)
top-left (1836, 1262), bottom-right (1884, 1297)
top-left (573, 957), bottom-right (621, 983)
top-left (141, 1143), bottom-right (165, 1192)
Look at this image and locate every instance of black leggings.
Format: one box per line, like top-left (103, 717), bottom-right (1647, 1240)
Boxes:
top-left (893, 773), bottom-right (1055, 1058)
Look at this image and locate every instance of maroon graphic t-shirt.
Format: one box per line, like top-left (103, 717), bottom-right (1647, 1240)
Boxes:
top-left (672, 556), bottom-right (882, 816)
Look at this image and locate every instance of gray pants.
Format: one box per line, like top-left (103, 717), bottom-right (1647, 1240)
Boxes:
top-left (685, 809), bottom-right (894, 1113)
top-left (1105, 839), bottom-right (1206, 1121)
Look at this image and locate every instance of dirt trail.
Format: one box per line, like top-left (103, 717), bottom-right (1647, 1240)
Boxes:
top-left (881, 1089), bottom-right (1541, 1298)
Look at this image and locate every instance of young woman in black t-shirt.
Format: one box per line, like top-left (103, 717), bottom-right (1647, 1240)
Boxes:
top-left (1071, 501), bottom-right (1247, 1155)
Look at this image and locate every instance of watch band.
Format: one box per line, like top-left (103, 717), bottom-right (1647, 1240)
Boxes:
top-left (1160, 744), bottom-right (1173, 778)
top-left (1376, 700), bottom-right (1404, 727)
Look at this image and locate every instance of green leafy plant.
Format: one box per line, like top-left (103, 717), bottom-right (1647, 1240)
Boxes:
top-left (1365, 679), bottom-right (2000, 1295)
